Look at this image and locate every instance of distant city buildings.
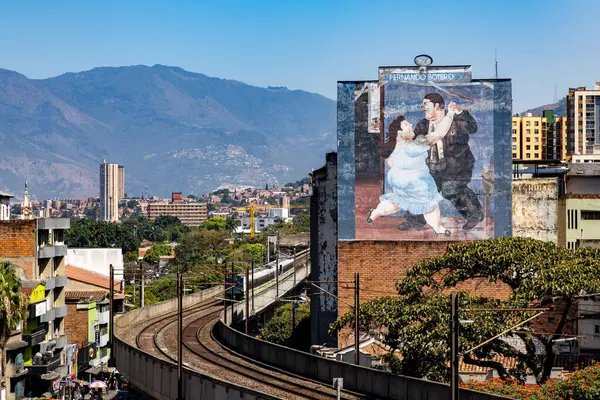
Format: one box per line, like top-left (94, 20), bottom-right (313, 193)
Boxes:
top-left (567, 84), bottom-right (600, 157)
top-left (99, 160), bottom-right (124, 222)
top-left (512, 113), bottom-right (567, 161)
top-left (147, 192), bottom-right (208, 226)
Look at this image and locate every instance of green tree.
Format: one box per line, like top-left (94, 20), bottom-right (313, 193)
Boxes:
top-left (261, 303), bottom-right (310, 350)
top-left (200, 217), bottom-right (227, 231)
top-left (332, 237), bottom-right (600, 384)
top-left (292, 211), bottom-right (310, 232)
top-left (143, 243), bottom-right (173, 264)
top-left (173, 230), bottom-right (229, 272)
top-left (0, 261), bottom-right (27, 376)
top-left (225, 216), bottom-right (237, 232)
top-left (65, 219), bottom-right (141, 254)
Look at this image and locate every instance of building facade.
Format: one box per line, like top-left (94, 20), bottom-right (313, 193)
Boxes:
top-left (99, 160), bottom-right (122, 222)
top-left (512, 113), bottom-right (567, 161)
top-left (567, 84), bottom-right (600, 157)
top-left (0, 191), bottom-right (12, 221)
top-left (118, 165), bottom-right (125, 200)
top-left (147, 199), bottom-right (208, 227)
top-left (0, 218), bottom-right (72, 397)
top-left (64, 291), bottom-right (111, 379)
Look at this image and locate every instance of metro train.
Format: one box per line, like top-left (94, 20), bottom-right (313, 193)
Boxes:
top-left (226, 249), bottom-right (309, 300)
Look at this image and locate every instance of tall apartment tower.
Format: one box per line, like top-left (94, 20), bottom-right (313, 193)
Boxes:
top-left (118, 165), bottom-right (125, 200)
top-left (512, 114), bottom-right (568, 161)
top-left (567, 84), bottom-right (600, 156)
top-left (99, 160), bottom-right (121, 222)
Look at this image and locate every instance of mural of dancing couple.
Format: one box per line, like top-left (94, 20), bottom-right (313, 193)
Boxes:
top-left (338, 64), bottom-right (512, 241)
top-left (369, 93), bottom-right (481, 236)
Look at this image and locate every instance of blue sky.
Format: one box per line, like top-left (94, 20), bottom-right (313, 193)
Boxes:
top-left (0, 0), bottom-right (596, 112)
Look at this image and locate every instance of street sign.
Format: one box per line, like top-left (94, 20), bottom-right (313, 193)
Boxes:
top-left (333, 378), bottom-right (343, 389)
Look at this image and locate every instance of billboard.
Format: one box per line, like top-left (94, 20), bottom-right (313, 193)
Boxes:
top-left (337, 63), bottom-right (512, 241)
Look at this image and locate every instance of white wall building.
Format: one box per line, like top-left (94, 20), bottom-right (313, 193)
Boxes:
top-left (0, 191), bottom-right (12, 221)
top-left (66, 248), bottom-right (124, 281)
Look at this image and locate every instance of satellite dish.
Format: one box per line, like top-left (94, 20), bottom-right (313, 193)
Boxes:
top-left (414, 54), bottom-right (433, 67)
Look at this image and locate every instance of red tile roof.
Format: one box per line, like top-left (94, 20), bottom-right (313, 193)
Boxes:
top-left (65, 264), bottom-right (121, 291)
top-left (66, 291), bottom-right (108, 302)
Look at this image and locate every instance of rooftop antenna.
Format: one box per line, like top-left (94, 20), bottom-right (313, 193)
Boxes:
top-left (494, 48), bottom-right (498, 79)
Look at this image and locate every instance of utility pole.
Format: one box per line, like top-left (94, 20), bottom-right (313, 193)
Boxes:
top-left (231, 260), bottom-right (235, 323)
top-left (177, 273), bottom-right (183, 400)
top-left (223, 263), bottom-right (227, 325)
top-left (291, 299), bottom-right (297, 331)
top-left (140, 263), bottom-right (145, 308)
top-left (275, 251), bottom-right (279, 298)
top-left (245, 266), bottom-right (249, 335)
top-left (251, 258), bottom-right (255, 312)
top-left (354, 272), bottom-right (360, 365)
top-left (266, 239), bottom-right (270, 264)
top-left (450, 293), bottom-right (460, 400)
top-left (109, 264), bottom-right (114, 365)
top-left (293, 246), bottom-right (297, 286)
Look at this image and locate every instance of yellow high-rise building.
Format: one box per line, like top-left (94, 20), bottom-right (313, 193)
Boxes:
top-left (512, 113), bottom-right (567, 161)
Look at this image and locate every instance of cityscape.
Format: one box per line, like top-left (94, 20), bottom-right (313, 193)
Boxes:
top-left (2, 2), bottom-right (600, 400)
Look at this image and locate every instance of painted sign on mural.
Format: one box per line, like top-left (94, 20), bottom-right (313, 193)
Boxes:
top-left (337, 63), bottom-right (512, 241)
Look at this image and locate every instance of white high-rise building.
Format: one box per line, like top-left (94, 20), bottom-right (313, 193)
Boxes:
top-left (99, 160), bottom-right (121, 222)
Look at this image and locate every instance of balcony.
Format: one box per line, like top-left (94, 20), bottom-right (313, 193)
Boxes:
top-left (37, 218), bottom-right (70, 230)
top-left (44, 277), bottom-right (55, 291)
top-left (29, 299), bottom-right (49, 318)
top-left (97, 310), bottom-right (109, 325)
top-left (38, 246), bottom-right (55, 259)
top-left (5, 361), bottom-right (27, 379)
top-left (40, 308), bottom-right (55, 323)
top-left (23, 325), bottom-right (48, 347)
top-left (55, 334), bottom-right (68, 349)
top-left (26, 352), bottom-right (60, 376)
top-left (54, 245), bottom-right (67, 257)
top-left (55, 275), bottom-right (67, 288)
top-left (54, 305), bottom-right (67, 319)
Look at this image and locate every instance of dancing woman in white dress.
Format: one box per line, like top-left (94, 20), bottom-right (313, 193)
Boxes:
top-left (367, 104), bottom-right (459, 235)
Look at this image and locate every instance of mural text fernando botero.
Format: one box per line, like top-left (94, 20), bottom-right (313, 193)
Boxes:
top-left (337, 62), bottom-right (512, 241)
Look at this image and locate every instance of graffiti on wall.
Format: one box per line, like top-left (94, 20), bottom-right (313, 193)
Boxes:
top-left (337, 63), bottom-right (512, 241)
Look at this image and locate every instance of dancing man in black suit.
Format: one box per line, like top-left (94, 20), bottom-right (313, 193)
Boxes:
top-left (398, 92), bottom-right (483, 231)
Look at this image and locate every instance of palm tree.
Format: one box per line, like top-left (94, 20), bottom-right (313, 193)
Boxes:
top-left (0, 260), bottom-right (26, 382)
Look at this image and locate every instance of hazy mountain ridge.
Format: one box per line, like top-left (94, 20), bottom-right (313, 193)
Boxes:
top-left (0, 65), bottom-right (336, 199)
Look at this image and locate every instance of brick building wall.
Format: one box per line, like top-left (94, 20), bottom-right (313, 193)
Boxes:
top-left (337, 241), bottom-right (514, 347)
top-left (0, 220), bottom-right (36, 279)
top-left (64, 303), bottom-right (90, 348)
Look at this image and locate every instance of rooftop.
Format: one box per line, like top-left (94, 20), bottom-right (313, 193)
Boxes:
top-left (65, 264), bottom-right (122, 291)
top-left (0, 190), bottom-right (14, 198)
top-left (66, 291), bottom-right (107, 302)
top-left (567, 163), bottom-right (600, 176)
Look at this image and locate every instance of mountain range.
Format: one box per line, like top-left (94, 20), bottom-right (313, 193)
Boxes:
top-left (0, 65), bottom-right (336, 199)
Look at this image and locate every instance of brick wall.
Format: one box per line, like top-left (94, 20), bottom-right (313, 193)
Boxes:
top-left (0, 220), bottom-right (36, 279)
top-left (337, 241), bottom-right (513, 347)
top-left (64, 303), bottom-right (90, 348)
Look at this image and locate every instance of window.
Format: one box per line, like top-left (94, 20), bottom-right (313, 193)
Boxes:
top-left (526, 129), bottom-right (531, 134)
top-left (535, 129), bottom-right (539, 134)
top-left (512, 129), bottom-right (517, 134)
top-left (526, 145), bottom-right (531, 150)
top-left (512, 137), bottom-right (517, 142)
top-left (512, 120), bottom-right (517, 126)
top-left (534, 145), bottom-right (539, 150)
top-left (526, 121), bottom-right (531, 126)
top-left (595, 325), bottom-right (600, 334)
top-left (534, 121), bottom-right (539, 126)
top-left (512, 145), bottom-right (517, 151)
top-left (512, 152), bottom-right (517, 158)
top-left (526, 153), bottom-right (531, 159)
top-left (534, 137), bottom-right (539, 142)
top-left (581, 210), bottom-right (600, 220)
top-left (526, 137), bottom-right (531, 142)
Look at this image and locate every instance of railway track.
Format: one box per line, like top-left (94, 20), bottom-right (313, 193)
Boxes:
top-left (134, 300), bottom-right (362, 399)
